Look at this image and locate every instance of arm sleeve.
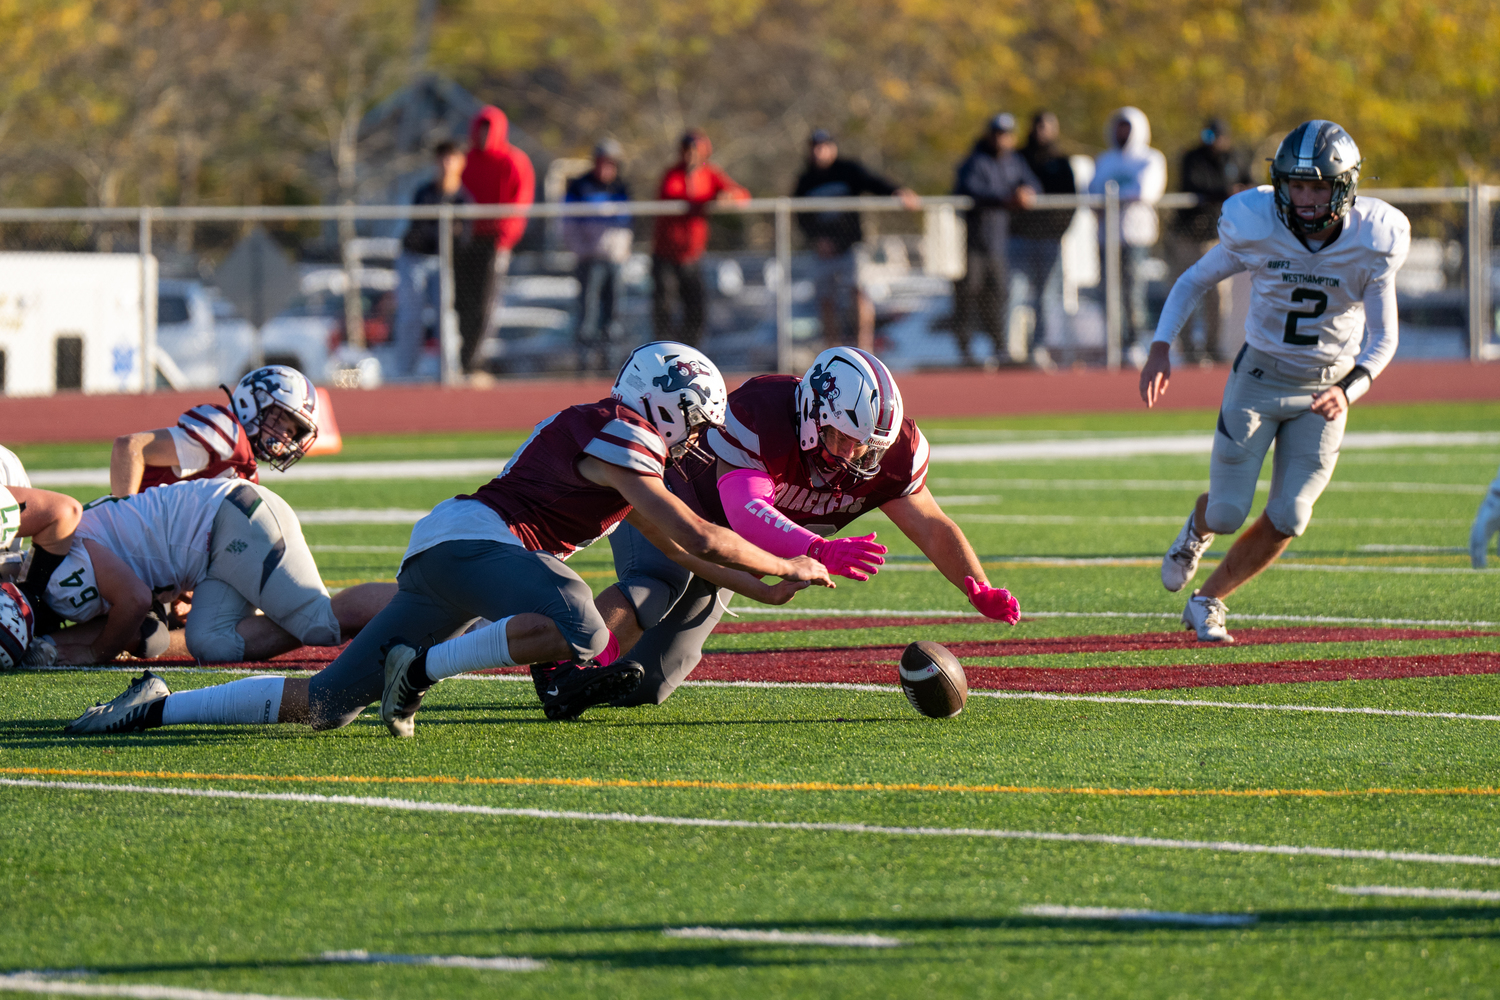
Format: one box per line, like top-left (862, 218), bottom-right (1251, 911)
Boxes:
top-left (853, 163), bottom-right (900, 197)
top-left (1152, 243), bottom-right (1246, 345)
top-left (718, 468), bottom-right (820, 558)
top-left (1354, 268), bottom-right (1400, 378)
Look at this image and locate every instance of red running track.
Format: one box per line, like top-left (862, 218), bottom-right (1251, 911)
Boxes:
top-left (3, 359), bottom-right (1495, 444)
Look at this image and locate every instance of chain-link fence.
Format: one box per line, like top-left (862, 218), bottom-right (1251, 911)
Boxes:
top-left (0, 186), bottom-right (1493, 395)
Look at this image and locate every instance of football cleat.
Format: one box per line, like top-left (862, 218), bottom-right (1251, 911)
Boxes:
top-left (541, 659), bottom-right (644, 722)
top-left (1183, 591), bottom-right (1234, 643)
top-left (379, 637), bottom-right (430, 739)
top-left (64, 670), bottom-right (171, 734)
top-left (1162, 513), bottom-right (1214, 593)
top-left (529, 662), bottom-right (560, 704)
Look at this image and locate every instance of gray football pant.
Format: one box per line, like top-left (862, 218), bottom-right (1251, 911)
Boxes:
top-left (307, 539), bottom-right (608, 730)
top-left (1205, 345), bottom-right (1353, 539)
top-left (609, 520), bottom-right (733, 706)
top-left (187, 481), bottom-right (340, 663)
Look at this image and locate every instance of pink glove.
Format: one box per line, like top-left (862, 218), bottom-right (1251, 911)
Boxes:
top-left (807, 533), bottom-right (888, 581)
top-left (965, 576), bottom-right (1020, 624)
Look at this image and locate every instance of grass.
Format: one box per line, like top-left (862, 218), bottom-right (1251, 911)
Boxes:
top-left (2, 399), bottom-right (1500, 998)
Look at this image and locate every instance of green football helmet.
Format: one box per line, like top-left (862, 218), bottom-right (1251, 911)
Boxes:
top-left (1270, 120), bottom-right (1362, 236)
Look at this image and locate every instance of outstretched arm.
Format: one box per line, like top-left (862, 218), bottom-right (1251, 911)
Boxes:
top-left (111, 429), bottom-right (179, 496)
top-left (624, 511), bottom-right (811, 606)
top-left (882, 487), bottom-right (1020, 624)
top-left (1140, 244), bottom-right (1244, 407)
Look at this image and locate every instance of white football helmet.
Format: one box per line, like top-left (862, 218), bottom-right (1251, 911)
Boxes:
top-left (796, 347), bottom-right (904, 486)
top-left (0, 582), bottom-right (34, 671)
top-left (0, 485), bottom-right (19, 551)
top-left (612, 342), bottom-right (728, 462)
top-left (223, 365), bottom-right (320, 471)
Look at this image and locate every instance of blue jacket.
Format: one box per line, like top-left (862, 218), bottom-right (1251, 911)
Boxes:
top-left (953, 142), bottom-right (1041, 255)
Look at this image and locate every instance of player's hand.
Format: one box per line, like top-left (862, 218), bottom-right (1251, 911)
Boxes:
top-left (808, 533), bottom-right (888, 581)
top-left (1140, 342), bottom-right (1172, 407)
top-left (760, 579), bottom-right (812, 605)
top-left (964, 576), bottom-right (1021, 625)
top-left (1309, 385), bottom-right (1348, 422)
top-left (782, 554), bottom-right (836, 588)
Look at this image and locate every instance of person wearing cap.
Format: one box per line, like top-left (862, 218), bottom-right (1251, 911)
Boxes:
top-left (792, 129), bottom-right (921, 351)
top-left (393, 141), bottom-right (474, 379)
top-left (1011, 111), bottom-right (1080, 368)
top-left (951, 112), bottom-right (1041, 366)
top-left (564, 139), bottom-right (633, 372)
top-left (650, 129), bottom-right (749, 347)
top-left (1167, 117), bottom-right (1254, 363)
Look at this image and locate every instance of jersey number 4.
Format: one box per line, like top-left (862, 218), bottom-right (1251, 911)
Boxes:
top-left (1283, 289), bottom-right (1328, 346)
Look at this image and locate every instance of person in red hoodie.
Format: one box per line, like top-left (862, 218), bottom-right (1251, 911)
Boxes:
top-left (651, 129), bottom-right (748, 346)
top-left (457, 105), bottom-right (536, 375)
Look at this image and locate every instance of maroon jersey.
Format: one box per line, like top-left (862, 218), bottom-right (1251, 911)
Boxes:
top-left (462, 399), bottom-right (668, 558)
top-left (139, 403), bottom-right (259, 491)
top-left (673, 374), bottom-right (930, 535)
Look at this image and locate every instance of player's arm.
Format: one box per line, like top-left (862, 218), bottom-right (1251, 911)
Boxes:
top-left (715, 460), bottom-right (886, 580)
top-left (578, 455), bottom-right (832, 586)
top-left (881, 487), bottom-right (1020, 624)
top-left (9, 487), bottom-right (82, 554)
top-left (110, 429), bottom-right (180, 496)
top-left (1141, 244), bottom-right (1245, 407)
top-left (52, 540), bottom-right (152, 665)
top-left (1310, 266), bottom-right (1400, 421)
top-left (623, 515), bottom-right (811, 606)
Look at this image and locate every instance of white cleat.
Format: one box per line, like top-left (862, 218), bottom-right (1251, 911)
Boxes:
top-left (1183, 591), bottom-right (1234, 643)
top-left (379, 638), bottom-right (429, 739)
top-left (1162, 513), bottom-right (1214, 593)
top-left (64, 670), bottom-right (171, 734)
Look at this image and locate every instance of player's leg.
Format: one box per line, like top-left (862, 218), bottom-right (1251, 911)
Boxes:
top-left (330, 582), bottom-right (398, 638)
top-left (613, 575), bottom-right (733, 707)
top-left (605, 520), bottom-right (694, 652)
top-left (1471, 469), bottom-right (1500, 568)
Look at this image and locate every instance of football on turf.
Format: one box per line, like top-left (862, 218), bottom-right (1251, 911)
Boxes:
top-left (898, 641), bottom-right (968, 718)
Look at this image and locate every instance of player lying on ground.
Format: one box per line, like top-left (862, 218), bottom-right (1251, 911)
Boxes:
top-left (65, 343), bottom-right (833, 736)
top-left (1140, 119), bottom-right (1410, 642)
top-left (7, 480), bottom-right (380, 671)
top-left (555, 346), bottom-right (1021, 707)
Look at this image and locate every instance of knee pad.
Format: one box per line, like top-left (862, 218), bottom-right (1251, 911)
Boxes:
top-left (187, 627), bottom-right (246, 665)
top-left (1264, 496), bottom-right (1311, 538)
top-left (618, 573), bottom-right (686, 631)
top-left (133, 606), bottom-right (171, 659)
top-left (1203, 500), bottom-right (1249, 536)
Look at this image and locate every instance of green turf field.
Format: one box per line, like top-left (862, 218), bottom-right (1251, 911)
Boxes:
top-left (3, 401), bottom-right (1499, 999)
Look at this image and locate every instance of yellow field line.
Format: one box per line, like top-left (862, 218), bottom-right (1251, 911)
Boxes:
top-left (3, 766), bottom-right (1497, 799)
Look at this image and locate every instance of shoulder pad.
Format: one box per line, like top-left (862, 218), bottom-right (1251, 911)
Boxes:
top-left (1217, 187), bottom-right (1276, 249)
top-left (1352, 197), bottom-right (1411, 257)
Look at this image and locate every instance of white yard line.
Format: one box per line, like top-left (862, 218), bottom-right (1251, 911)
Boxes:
top-left (1331, 885), bottom-right (1500, 901)
top-left (938, 481), bottom-right (1486, 497)
top-left (319, 950), bottom-right (541, 971)
top-left (724, 606), bottom-right (1500, 627)
top-left (4, 778), bottom-right (1498, 867)
top-left (954, 514), bottom-right (1472, 527)
top-left (1018, 905), bottom-right (1256, 927)
top-left (294, 509), bottom-right (428, 525)
top-left (969, 692), bottom-right (1500, 724)
top-left (662, 928), bottom-right (901, 948)
top-left (0, 974), bottom-right (344, 1000)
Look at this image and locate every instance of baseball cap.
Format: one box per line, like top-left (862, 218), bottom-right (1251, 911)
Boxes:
top-left (809, 128), bottom-right (834, 146)
top-left (594, 137), bottom-right (624, 161)
top-left (988, 113), bottom-right (1017, 133)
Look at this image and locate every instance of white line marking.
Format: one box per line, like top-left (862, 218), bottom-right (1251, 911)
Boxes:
top-left (886, 556), bottom-right (1490, 574)
top-left (308, 545), bottom-right (406, 553)
top-left (294, 509), bottom-right (428, 525)
top-left (938, 481), bottom-right (1487, 497)
top-left (954, 514), bottom-right (1472, 527)
top-left (726, 607), bottom-right (1500, 627)
top-left (0, 973), bottom-right (343, 1000)
top-left (661, 928), bottom-right (902, 948)
top-left (5, 779), bottom-right (1498, 867)
top-left (319, 950), bottom-right (542, 971)
top-left (1331, 885), bottom-right (1500, 901)
top-left (1018, 905), bottom-right (1257, 927)
top-left (969, 691), bottom-right (1500, 723)
top-left (1358, 545), bottom-right (1470, 554)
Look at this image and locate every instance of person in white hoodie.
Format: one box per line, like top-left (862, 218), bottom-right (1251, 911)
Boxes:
top-left (1088, 107), bottom-right (1168, 352)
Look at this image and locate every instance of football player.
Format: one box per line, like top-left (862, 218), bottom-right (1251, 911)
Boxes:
top-left (576, 346), bottom-right (1022, 707)
top-left (1, 443), bottom-right (30, 581)
top-left (64, 343), bottom-right (833, 736)
top-left (109, 364), bottom-right (320, 496)
top-left (1470, 464), bottom-right (1500, 568)
top-left (1141, 120), bottom-right (1410, 641)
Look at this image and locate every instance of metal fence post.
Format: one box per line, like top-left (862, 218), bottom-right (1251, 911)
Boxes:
top-left (139, 206), bottom-right (155, 393)
top-left (438, 205), bottom-right (460, 385)
top-left (1103, 181), bottom-right (1122, 371)
top-left (1469, 179), bottom-right (1493, 361)
top-left (774, 197), bottom-right (794, 374)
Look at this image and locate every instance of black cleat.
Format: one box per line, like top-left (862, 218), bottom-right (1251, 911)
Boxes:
top-left (529, 662), bottom-right (559, 704)
top-left (540, 660), bottom-right (644, 721)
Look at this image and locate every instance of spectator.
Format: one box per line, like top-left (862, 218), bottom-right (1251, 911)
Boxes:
top-left (1088, 106), bottom-right (1167, 356)
top-left (792, 128), bottom-right (921, 350)
top-left (651, 129), bottom-right (748, 347)
top-left (1167, 117), bottom-right (1253, 363)
top-left (951, 113), bottom-right (1040, 367)
top-left (1010, 111), bottom-right (1078, 368)
top-left (457, 105), bottom-right (535, 378)
top-left (564, 138), bottom-right (632, 373)
top-left (393, 141), bottom-right (473, 379)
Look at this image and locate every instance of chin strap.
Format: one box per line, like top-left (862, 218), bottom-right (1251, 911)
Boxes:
top-left (1334, 364), bottom-right (1372, 404)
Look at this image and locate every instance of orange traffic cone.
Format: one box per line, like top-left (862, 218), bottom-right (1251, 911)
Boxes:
top-left (308, 387), bottom-right (344, 455)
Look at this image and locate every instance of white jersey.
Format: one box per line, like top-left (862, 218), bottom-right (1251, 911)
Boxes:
top-left (0, 445), bottom-right (29, 572)
top-left (45, 479), bottom-right (238, 622)
top-left (0, 445), bottom-right (29, 489)
top-left (1155, 187), bottom-right (1410, 378)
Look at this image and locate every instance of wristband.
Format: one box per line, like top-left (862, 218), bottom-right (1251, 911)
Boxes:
top-left (1334, 364), bottom-right (1372, 404)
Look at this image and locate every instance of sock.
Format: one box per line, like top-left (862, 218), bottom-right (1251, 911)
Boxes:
top-left (405, 649), bottom-right (430, 690)
top-left (596, 631), bottom-right (620, 667)
top-left (424, 616), bottom-right (514, 682)
top-left (1190, 511), bottom-right (1210, 539)
top-left (160, 676), bottom-right (285, 726)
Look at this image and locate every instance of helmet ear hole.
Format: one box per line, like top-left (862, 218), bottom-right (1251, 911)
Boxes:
top-left (657, 405), bottom-right (675, 424)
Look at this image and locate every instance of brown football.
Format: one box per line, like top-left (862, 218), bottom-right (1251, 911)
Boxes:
top-left (898, 641), bottom-right (968, 718)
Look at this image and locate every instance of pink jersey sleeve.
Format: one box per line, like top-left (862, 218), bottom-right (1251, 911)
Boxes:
top-left (718, 468), bottom-right (820, 558)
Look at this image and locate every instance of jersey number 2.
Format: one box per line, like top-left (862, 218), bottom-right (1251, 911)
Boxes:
top-left (1283, 289), bottom-right (1328, 346)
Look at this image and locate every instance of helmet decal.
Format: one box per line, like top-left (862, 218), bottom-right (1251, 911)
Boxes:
top-left (612, 342), bottom-right (728, 465)
top-left (807, 363), bottom-right (841, 403)
top-left (795, 347), bottom-right (904, 489)
top-left (651, 357), bottom-right (714, 405)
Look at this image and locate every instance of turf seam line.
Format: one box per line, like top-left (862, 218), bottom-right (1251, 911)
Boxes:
top-left (1330, 885), bottom-right (1500, 901)
top-left (6, 779), bottom-right (1500, 867)
top-left (319, 950), bottom-right (542, 971)
top-left (7, 767), bottom-right (1498, 799)
top-left (661, 928), bottom-right (902, 947)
